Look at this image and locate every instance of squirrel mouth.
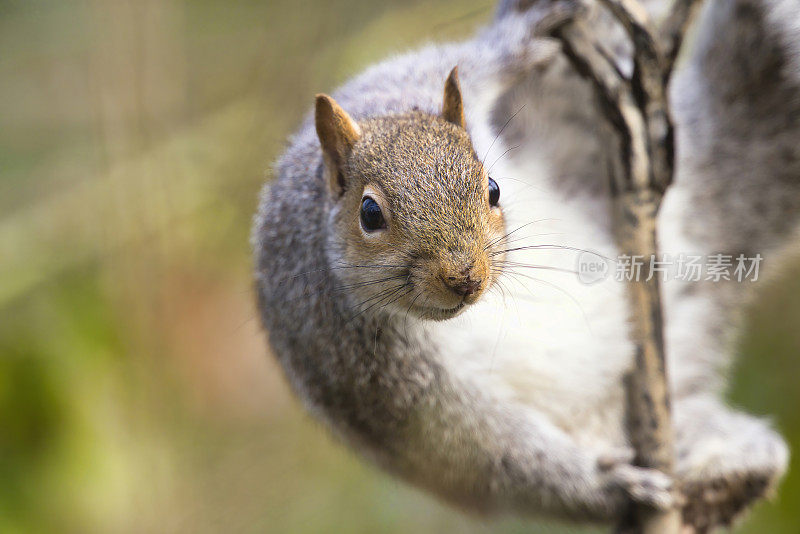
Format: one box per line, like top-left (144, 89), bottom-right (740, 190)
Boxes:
top-left (414, 300), bottom-right (467, 320)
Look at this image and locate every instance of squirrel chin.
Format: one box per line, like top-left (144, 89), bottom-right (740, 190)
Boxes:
top-left (412, 301), bottom-right (468, 322)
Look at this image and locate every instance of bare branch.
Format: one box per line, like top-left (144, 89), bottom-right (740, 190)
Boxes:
top-left (660, 0), bottom-right (704, 80)
top-left (601, 0), bottom-right (665, 110)
top-left (599, 0), bottom-right (660, 71)
top-left (550, 23), bottom-right (651, 193)
top-left (547, 0), bottom-right (706, 532)
top-left (550, 21), bottom-right (627, 114)
top-left (597, 0), bottom-right (673, 192)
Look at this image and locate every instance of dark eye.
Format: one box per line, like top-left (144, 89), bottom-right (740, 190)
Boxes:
top-left (360, 197), bottom-right (386, 232)
top-left (488, 177), bottom-right (500, 207)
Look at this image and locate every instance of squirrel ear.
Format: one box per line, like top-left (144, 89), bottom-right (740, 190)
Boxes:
top-left (315, 94), bottom-right (362, 197)
top-left (442, 66), bottom-right (466, 129)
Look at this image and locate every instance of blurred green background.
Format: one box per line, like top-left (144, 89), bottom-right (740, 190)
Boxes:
top-left (1, 0), bottom-right (798, 532)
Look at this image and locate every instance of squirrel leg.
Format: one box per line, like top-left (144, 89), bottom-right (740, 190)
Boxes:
top-left (673, 394), bottom-right (789, 532)
top-left (386, 379), bottom-right (676, 523)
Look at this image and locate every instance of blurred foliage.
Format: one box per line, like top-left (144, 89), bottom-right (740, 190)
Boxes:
top-left (0, 0), bottom-right (798, 532)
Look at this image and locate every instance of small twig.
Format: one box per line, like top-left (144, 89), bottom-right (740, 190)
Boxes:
top-left (600, 0), bottom-right (661, 79)
top-left (548, 1), bottom-right (705, 533)
top-left (551, 20), bottom-right (650, 194)
top-left (660, 0), bottom-right (704, 81)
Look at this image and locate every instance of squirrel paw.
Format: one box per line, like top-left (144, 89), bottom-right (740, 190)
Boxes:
top-left (677, 431), bottom-right (789, 533)
top-left (598, 449), bottom-right (676, 510)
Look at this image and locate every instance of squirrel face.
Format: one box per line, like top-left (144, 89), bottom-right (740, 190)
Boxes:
top-left (315, 68), bottom-right (506, 321)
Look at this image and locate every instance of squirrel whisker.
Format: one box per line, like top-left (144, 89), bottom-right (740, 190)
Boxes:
top-left (481, 103), bottom-right (526, 168)
top-left (401, 290), bottom-right (424, 338)
top-left (484, 218), bottom-right (562, 250)
top-left (278, 274), bottom-right (409, 303)
top-left (273, 263), bottom-right (409, 284)
top-left (485, 220), bottom-right (539, 250)
top-left (487, 144), bottom-right (520, 175)
top-left (489, 244), bottom-right (612, 258)
top-left (495, 268), bottom-right (590, 327)
top-left (346, 282), bottom-right (412, 325)
top-left (333, 274), bottom-right (410, 292)
top-left (493, 260), bottom-right (578, 276)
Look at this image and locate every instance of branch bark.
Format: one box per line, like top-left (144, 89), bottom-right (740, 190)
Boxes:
top-left (548, 1), bottom-right (703, 532)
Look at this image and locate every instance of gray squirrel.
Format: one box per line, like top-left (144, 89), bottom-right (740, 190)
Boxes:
top-left (253, 0), bottom-right (800, 531)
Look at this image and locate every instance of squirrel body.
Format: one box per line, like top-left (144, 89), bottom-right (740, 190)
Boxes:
top-left (255, 0), bottom-right (799, 529)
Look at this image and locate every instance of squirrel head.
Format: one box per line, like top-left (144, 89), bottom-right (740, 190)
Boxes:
top-left (315, 67), bottom-right (506, 321)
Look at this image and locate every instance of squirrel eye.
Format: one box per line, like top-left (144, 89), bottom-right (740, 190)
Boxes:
top-left (488, 177), bottom-right (500, 207)
top-left (360, 197), bottom-right (386, 232)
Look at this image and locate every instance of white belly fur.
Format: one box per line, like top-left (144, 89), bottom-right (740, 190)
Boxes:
top-left (425, 146), bottom-right (635, 449)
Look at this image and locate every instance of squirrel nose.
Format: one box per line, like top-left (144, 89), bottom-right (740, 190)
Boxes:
top-left (444, 274), bottom-right (482, 297)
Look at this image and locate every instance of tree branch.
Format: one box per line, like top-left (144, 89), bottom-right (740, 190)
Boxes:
top-left (660, 0), bottom-right (704, 81)
top-left (549, 20), bottom-right (650, 194)
top-left (548, 1), bottom-right (704, 532)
